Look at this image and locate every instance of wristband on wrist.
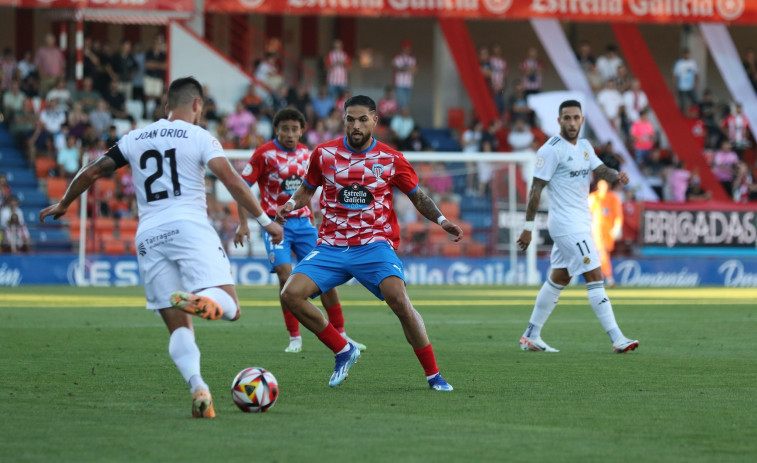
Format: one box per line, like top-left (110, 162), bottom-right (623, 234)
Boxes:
top-left (437, 215), bottom-right (447, 226)
top-left (255, 213), bottom-right (272, 227)
top-left (285, 198), bottom-right (296, 209)
top-left (523, 221), bottom-right (535, 232)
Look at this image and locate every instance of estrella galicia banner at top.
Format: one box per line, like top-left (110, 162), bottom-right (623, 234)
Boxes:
top-left (15, 0), bottom-right (194, 11)
top-left (1, 254), bottom-right (756, 287)
top-left (204, 0), bottom-right (757, 25)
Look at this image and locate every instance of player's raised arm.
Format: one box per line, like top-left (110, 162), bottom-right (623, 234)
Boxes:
top-left (207, 156), bottom-right (283, 244)
top-left (39, 155), bottom-right (117, 222)
top-left (517, 177), bottom-right (548, 251)
top-left (593, 164), bottom-right (629, 185)
top-left (406, 187), bottom-right (463, 242)
top-left (275, 183), bottom-right (316, 225)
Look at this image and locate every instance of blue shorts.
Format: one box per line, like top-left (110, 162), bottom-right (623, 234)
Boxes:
top-left (263, 217), bottom-right (318, 272)
top-left (291, 241), bottom-right (405, 301)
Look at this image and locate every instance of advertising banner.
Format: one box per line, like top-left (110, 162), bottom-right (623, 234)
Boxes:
top-left (642, 201), bottom-right (757, 248)
top-left (2, 254), bottom-right (756, 287)
top-left (205, 0), bottom-right (757, 25)
top-left (15, 0), bottom-right (193, 11)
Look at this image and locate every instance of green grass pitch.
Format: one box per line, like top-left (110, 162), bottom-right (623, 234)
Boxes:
top-left (1, 285), bottom-right (756, 463)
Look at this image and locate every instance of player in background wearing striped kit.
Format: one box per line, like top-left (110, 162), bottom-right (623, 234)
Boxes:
top-left (392, 40), bottom-right (416, 110)
top-left (325, 39), bottom-right (351, 101)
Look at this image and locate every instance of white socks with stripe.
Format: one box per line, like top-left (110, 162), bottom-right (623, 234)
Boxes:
top-left (197, 287), bottom-right (238, 321)
top-left (168, 327), bottom-right (208, 393)
top-left (523, 278), bottom-right (565, 339)
top-left (586, 281), bottom-right (622, 342)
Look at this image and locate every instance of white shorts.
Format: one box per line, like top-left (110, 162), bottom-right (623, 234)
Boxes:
top-left (550, 231), bottom-right (601, 277)
top-left (136, 220), bottom-right (233, 310)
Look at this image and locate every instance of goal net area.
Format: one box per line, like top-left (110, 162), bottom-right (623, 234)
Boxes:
top-left (221, 150), bottom-right (541, 285)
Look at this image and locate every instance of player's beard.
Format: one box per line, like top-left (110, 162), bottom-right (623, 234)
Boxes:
top-left (561, 127), bottom-right (579, 142)
top-left (347, 131), bottom-right (369, 150)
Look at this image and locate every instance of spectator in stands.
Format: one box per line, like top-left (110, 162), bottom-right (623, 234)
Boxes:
top-left (597, 79), bottom-right (623, 129)
top-left (57, 134), bottom-right (81, 179)
top-left (254, 53), bottom-right (283, 95)
top-left (16, 50), bottom-right (35, 83)
top-left (712, 139), bottom-right (740, 194)
top-left (0, 195), bottom-right (25, 228)
top-left (89, 99), bottom-right (113, 137)
top-left (722, 102), bottom-right (750, 157)
top-left (306, 119), bottom-right (332, 149)
top-left (489, 44), bottom-right (508, 114)
top-left (34, 33), bottom-right (65, 97)
top-left (391, 106), bottom-right (415, 141)
top-left (630, 109), bottom-right (656, 165)
top-left (622, 78), bottom-right (648, 124)
top-left (461, 120), bottom-right (483, 196)
top-left (74, 77), bottom-right (101, 113)
top-left (0, 174), bottom-right (12, 207)
top-left (673, 48), bottom-right (698, 112)
top-left (742, 49), bottom-right (757, 91)
top-left (509, 82), bottom-right (534, 125)
top-left (45, 78), bottom-right (72, 112)
top-left (83, 38), bottom-right (103, 91)
top-left (312, 84), bottom-right (335, 120)
top-left (596, 44), bottom-right (623, 82)
top-left (684, 105), bottom-right (706, 153)
top-left (131, 42), bottom-right (146, 104)
top-left (733, 161), bottom-right (757, 202)
top-left (584, 61), bottom-right (605, 93)
top-left (105, 125), bottom-right (119, 148)
top-left (287, 83), bottom-right (311, 117)
top-left (9, 98), bottom-right (36, 149)
top-left (698, 89), bottom-right (721, 149)
top-left (425, 162), bottom-right (454, 201)
top-left (400, 127), bottom-right (431, 152)
top-left (109, 40), bottom-right (138, 101)
top-left (270, 84), bottom-right (291, 113)
top-left (324, 107), bottom-right (344, 136)
top-left (613, 64), bottom-right (632, 94)
top-left (226, 101), bottom-right (256, 147)
top-left (334, 89), bottom-right (350, 115)
top-left (1, 212), bottom-right (30, 253)
top-left (39, 97), bottom-right (66, 141)
top-left (643, 148), bottom-right (667, 199)
top-left (392, 40), bottom-right (417, 109)
top-left (576, 40), bottom-right (595, 72)
top-left (1, 47), bottom-right (17, 91)
top-left (479, 46), bottom-right (492, 90)
top-left (144, 35), bottom-right (166, 115)
top-left (3, 79), bottom-right (25, 120)
top-left (685, 173), bottom-right (712, 202)
top-left (666, 158), bottom-right (691, 202)
top-left (325, 39), bottom-right (351, 100)
top-left (477, 137), bottom-right (495, 196)
top-left (595, 142), bottom-right (624, 172)
top-left (378, 85), bottom-right (399, 126)
top-left (240, 82), bottom-right (263, 117)
top-left (103, 80), bottom-right (128, 119)
top-left (507, 118), bottom-right (536, 151)
top-left (519, 47), bottom-right (544, 96)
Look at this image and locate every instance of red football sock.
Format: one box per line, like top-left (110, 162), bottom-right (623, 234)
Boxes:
top-left (317, 324), bottom-right (348, 354)
top-left (282, 309), bottom-right (300, 337)
top-left (325, 304), bottom-right (345, 333)
top-left (414, 344), bottom-right (440, 376)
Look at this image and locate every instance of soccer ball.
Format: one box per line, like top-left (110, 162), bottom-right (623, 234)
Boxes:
top-left (231, 367), bottom-right (279, 413)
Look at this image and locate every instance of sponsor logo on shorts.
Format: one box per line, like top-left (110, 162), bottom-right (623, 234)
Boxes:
top-left (144, 229), bottom-right (180, 250)
top-left (338, 183), bottom-right (373, 210)
top-left (269, 252), bottom-right (276, 264)
top-left (282, 174), bottom-right (303, 194)
top-left (583, 257), bottom-right (591, 264)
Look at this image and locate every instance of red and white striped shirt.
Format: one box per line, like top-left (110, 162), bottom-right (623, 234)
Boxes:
top-left (393, 53), bottom-right (416, 89)
top-left (303, 137), bottom-right (419, 248)
top-left (723, 113), bottom-right (750, 146)
top-left (489, 56), bottom-right (507, 92)
top-left (520, 58), bottom-right (543, 91)
top-left (325, 50), bottom-right (351, 87)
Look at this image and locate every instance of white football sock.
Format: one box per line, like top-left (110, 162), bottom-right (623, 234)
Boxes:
top-left (168, 327), bottom-right (204, 391)
top-left (197, 287), bottom-right (238, 321)
top-left (523, 278), bottom-right (564, 339)
top-left (586, 281), bottom-right (622, 342)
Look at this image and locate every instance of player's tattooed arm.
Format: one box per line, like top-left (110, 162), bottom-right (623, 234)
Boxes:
top-left (524, 178), bottom-right (548, 221)
top-left (594, 165), bottom-right (630, 185)
top-left (407, 187), bottom-right (444, 223)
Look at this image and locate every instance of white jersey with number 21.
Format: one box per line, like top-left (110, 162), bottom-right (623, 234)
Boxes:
top-left (533, 135), bottom-right (603, 237)
top-left (116, 119), bottom-right (225, 233)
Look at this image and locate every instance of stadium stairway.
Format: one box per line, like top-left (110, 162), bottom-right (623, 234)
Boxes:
top-left (0, 124), bottom-right (72, 252)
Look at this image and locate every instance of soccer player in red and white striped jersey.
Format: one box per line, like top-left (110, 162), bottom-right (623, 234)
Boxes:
top-left (276, 95), bottom-right (463, 391)
top-left (325, 39), bottom-right (351, 100)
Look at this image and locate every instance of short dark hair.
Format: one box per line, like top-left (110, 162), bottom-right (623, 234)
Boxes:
top-left (344, 95), bottom-right (376, 113)
top-left (559, 100), bottom-right (582, 115)
top-left (167, 77), bottom-right (203, 109)
top-left (273, 108), bottom-right (307, 129)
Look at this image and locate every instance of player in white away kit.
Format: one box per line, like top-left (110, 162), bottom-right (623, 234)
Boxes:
top-left (516, 100), bottom-right (639, 354)
top-left (40, 77), bottom-right (284, 418)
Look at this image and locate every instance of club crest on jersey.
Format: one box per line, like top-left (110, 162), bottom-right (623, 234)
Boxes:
top-left (535, 156), bottom-right (545, 169)
top-left (282, 174), bottom-right (303, 194)
top-left (371, 164), bottom-right (384, 178)
top-left (584, 151), bottom-right (589, 160)
top-left (338, 183), bottom-right (373, 209)
top-left (583, 257), bottom-right (591, 264)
